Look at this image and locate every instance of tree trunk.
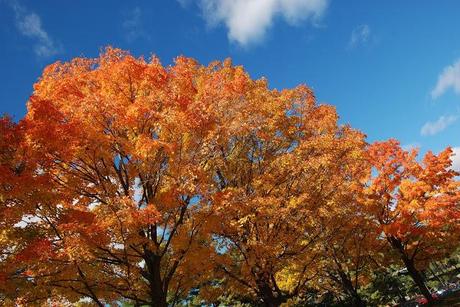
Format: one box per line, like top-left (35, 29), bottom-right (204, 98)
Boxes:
top-left (405, 260), bottom-right (433, 303)
top-left (257, 281), bottom-right (286, 307)
top-left (388, 236), bottom-right (433, 303)
top-left (338, 270), bottom-right (366, 307)
top-left (144, 250), bottom-right (168, 307)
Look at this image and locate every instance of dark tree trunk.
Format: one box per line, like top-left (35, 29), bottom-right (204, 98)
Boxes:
top-left (388, 236), bottom-right (434, 303)
top-left (405, 258), bottom-right (433, 303)
top-left (338, 270), bottom-right (366, 307)
top-left (257, 281), bottom-right (286, 307)
top-left (144, 250), bottom-right (168, 307)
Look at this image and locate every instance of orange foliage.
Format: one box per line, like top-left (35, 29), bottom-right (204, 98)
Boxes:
top-left (0, 48), bottom-right (459, 306)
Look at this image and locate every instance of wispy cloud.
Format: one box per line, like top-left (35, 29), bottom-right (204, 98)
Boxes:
top-left (431, 59), bottom-right (460, 99)
top-left (348, 24), bottom-right (371, 49)
top-left (451, 147), bottom-right (460, 172)
top-left (6, 0), bottom-right (61, 58)
top-left (197, 0), bottom-right (329, 46)
top-left (122, 6), bottom-right (149, 42)
top-left (420, 115), bottom-right (457, 136)
top-left (177, 0), bottom-right (192, 8)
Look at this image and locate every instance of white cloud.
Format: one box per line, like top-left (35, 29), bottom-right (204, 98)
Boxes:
top-left (198, 0), bottom-right (329, 46)
top-left (348, 24), bottom-right (371, 49)
top-left (122, 7), bottom-right (149, 42)
top-left (7, 0), bottom-right (61, 57)
top-left (133, 177), bottom-right (143, 204)
top-left (431, 59), bottom-right (460, 99)
top-left (420, 115), bottom-right (457, 136)
top-left (451, 147), bottom-right (460, 172)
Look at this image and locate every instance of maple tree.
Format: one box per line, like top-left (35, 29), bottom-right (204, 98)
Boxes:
top-left (198, 86), bottom-right (368, 306)
top-left (1, 48), bottom-right (223, 306)
top-left (365, 140), bottom-right (460, 303)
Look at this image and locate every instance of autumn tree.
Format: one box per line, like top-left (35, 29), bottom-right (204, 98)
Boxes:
top-left (192, 81), bottom-right (368, 306)
top-left (365, 140), bottom-right (460, 302)
top-left (1, 48), bottom-right (238, 306)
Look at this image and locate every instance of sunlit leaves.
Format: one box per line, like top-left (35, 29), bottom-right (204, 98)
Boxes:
top-left (1, 47), bottom-right (459, 306)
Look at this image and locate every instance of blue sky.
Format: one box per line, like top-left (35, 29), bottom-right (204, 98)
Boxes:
top-left (1, 0), bottom-right (460, 169)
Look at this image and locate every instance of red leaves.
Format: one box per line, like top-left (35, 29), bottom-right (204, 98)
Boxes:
top-left (59, 208), bottom-right (96, 226)
top-left (15, 238), bottom-right (54, 262)
top-left (25, 96), bottom-right (82, 162)
top-left (130, 204), bottom-right (161, 226)
top-left (58, 208), bottom-right (110, 247)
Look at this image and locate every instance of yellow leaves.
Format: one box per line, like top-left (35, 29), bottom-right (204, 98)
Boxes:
top-left (133, 134), bottom-right (166, 160)
top-left (275, 267), bottom-right (300, 292)
top-left (234, 214), bottom-right (255, 228)
top-left (107, 197), bottom-right (161, 231)
top-left (287, 196), bottom-right (303, 209)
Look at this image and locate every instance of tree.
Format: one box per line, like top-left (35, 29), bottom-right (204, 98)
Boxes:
top-left (365, 139), bottom-right (460, 302)
top-left (1, 48), bottom-right (231, 306)
top-left (198, 83), bottom-right (368, 306)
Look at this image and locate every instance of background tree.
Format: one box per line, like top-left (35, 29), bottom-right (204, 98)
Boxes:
top-left (365, 139), bottom-right (460, 302)
top-left (198, 82), bottom-right (368, 306)
top-left (0, 116), bottom-right (59, 305)
top-left (360, 266), bottom-right (412, 306)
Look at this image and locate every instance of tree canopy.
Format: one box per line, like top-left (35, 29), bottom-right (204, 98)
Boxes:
top-left (1, 48), bottom-right (459, 307)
